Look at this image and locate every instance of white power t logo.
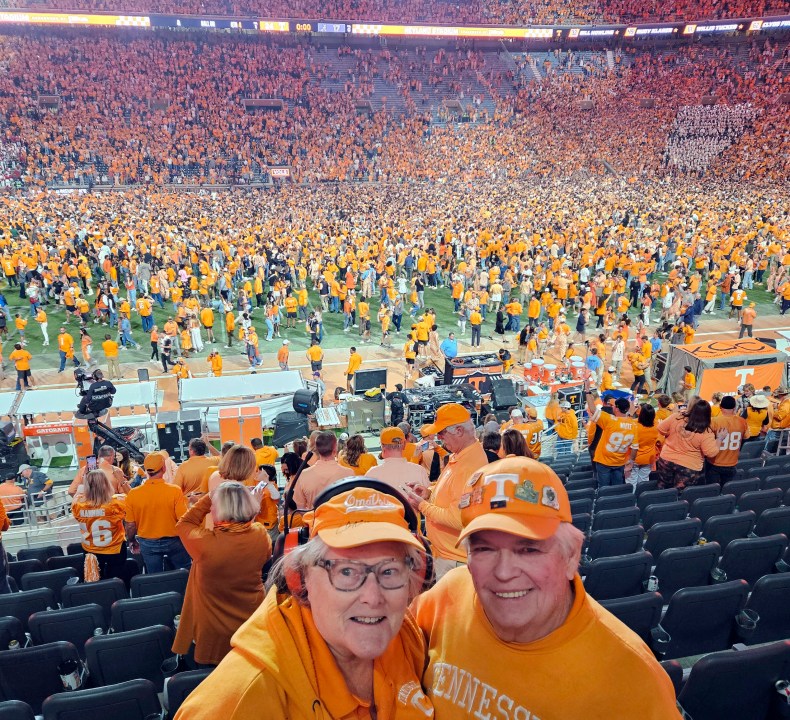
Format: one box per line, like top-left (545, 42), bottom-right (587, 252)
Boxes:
top-left (483, 474), bottom-right (520, 504)
top-left (734, 367), bottom-right (755, 386)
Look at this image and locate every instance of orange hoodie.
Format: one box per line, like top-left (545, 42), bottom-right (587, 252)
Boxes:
top-left (175, 586), bottom-right (433, 720)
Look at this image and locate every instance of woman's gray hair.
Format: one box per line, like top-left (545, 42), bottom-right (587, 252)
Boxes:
top-left (212, 482), bottom-right (259, 523)
top-left (266, 536), bottom-right (430, 604)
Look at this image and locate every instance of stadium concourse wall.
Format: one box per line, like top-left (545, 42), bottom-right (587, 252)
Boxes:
top-left (660, 339), bottom-right (789, 401)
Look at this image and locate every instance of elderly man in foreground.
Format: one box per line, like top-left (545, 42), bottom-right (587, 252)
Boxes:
top-left (412, 456), bottom-right (680, 719)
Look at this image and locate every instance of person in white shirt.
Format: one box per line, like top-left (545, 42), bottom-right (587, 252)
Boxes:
top-left (365, 427), bottom-right (429, 492)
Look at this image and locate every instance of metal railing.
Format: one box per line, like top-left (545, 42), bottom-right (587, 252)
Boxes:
top-left (3, 490), bottom-right (80, 556)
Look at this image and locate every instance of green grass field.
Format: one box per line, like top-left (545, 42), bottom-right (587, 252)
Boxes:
top-left (2, 273), bottom-right (783, 375)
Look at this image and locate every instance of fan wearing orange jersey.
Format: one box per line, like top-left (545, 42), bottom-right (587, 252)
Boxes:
top-left (72, 469), bottom-right (128, 582)
top-left (705, 396), bottom-right (749, 485)
top-left (585, 378), bottom-right (637, 486)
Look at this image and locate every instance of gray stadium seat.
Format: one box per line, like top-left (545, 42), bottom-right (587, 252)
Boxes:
top-left (637, 488), bottom-right (678, 515)
top-left (61, 578), bottom-right (128, 627)
top-left (736, 488), bottom-right (783, 518)
top-left (652, 543), bottom-right (720, 603)
top-left (721, 478), bottom-right (760, 503)
top-left (19, 568), bottom-right (78, 605)
top-left (110, 592), bottom-right (183, 633)
top-left (16, 547), bottom-right (64, 566)
top-left (714, 534), bottom-right (788, 586)
top-left (676, 640), bottom-right (790, 720)
top-left (600, 592), bottom-right (662, 644)
top-left (680, 484), bottom-right (720, 505)
top-left (569, 498), bottom-right (593, 516)
top-left (571, 513), bottom-right (591, 535)
top-left (652, 580), bottom-right (748, 660)
top-left (0, 589), bottom-right (56, 633)
top-left (163, 669), bottom-right (213, 718)
top-left (591, 507), bottom-right (640, 532)
top-left (28, 604), bottom-right (106, 658)
top-left (595, 494), bottom-right (636, 512)
top-left (0, 641), bottom-right (81, 714)
top-left (690, 494), bottom-right (736, 526)
top-left (753, 506), bottom-right (790, 538)
top-left (644, 518), bottom-right (701, 558)
top-left (702, 511), bottom-right (756, 552)
top-left (129, 569), bottom-right (189, 599)
top-left (741, 575), bottom-right (790, 646)
top-left (583, 551), bottom-right (653, 601)
top-left (584, 526), bottom-right (644, 563)
top-left (85, 625), bottom-right (173, 692)
top-left (41, 679), bottom-right (161, 720)
top-left (641, 500), bottom-right (689, 531)
top-left (0, 617), bottom-right (25, 651)
top-left (6, 560), bottom-right (43, 588)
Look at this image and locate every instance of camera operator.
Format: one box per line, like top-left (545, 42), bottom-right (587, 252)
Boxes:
top-left (76, 369), bottom-right (117, 419)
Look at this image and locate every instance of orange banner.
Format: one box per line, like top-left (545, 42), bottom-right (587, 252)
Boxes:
top-left (684, 339), bottom-right (776, 359)
top-left (698, 363), bottom-right (785, 400)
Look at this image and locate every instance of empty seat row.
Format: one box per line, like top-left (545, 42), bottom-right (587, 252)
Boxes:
top-left (0, 627), bottom-right (173, 714)
top-left (604, 576), bottom-right (790, 663)
top-left (0, 569), bottom-right (190, 633)
top-left (582, 533), bottom-right (788, 601)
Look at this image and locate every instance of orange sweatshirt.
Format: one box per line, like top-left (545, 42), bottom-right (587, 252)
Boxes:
top-left (175, 587), bottom-right (433, 720)
top-left (412, 569), bottom-right (680, 720)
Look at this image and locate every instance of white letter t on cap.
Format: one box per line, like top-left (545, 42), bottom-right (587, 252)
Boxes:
top-left (483, 474), bottom-right (520, 505)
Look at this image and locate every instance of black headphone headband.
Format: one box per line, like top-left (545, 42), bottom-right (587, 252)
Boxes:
top-left (312, 477), bottom-right (420, 536)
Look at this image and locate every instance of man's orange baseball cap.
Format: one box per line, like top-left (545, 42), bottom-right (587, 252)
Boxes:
top-left (456, 457), bottom-right (571, 545)
top-left (306, 487), bottom-right (423, 550)
top-left (380, 427), bottom-right (405, 446)
top-left (420, 403), bottom-right (471, 436)
top-left (143, 452), bottom-right (166, 474)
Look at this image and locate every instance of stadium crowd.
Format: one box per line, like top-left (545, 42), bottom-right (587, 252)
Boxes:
top-left (3, 0), bottom-right (786, 25)
top-left (0, 32), bottom-right (786, 187)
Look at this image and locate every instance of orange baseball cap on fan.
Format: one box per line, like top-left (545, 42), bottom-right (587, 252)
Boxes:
top-left (456, 457), bottom-right (571, 545)
top-left (380, 427), bottom-right (405, 446)
top-left (143, 452), bottom-right (166, 474)
top-left (420, 403), bottom-right (471, 436)
top-left (305, 486), bottom-right (423, 550)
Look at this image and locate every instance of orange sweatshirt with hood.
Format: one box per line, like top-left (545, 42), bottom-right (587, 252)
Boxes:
top-left (175, 586), bottom-right (433, 720)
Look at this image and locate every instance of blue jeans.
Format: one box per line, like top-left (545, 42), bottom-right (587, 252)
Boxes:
top-left (137, 536), bottom-right (192, 574)
top-left (596, 463), bottom-right (626, 487)
top-left (59, 350), bottom-right (80, 372)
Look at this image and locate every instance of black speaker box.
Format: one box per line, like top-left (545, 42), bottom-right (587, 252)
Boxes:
top-left (293, 388), bottom-right (319, 415)
top-left (558, 385), bottom-right (584, 410)
top-left (272, 411), bottom-right (310, 448)
top-left (156, 410), bottom-right (202, 463)
top-left (491, 379), bottom-right (519, 410)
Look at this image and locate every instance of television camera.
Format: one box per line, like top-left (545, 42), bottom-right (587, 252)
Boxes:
top-left (74, 368), bottom-right (145, 463)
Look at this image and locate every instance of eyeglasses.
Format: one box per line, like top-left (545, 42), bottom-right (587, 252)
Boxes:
top-left (315, 558), bottom-right (411, 592)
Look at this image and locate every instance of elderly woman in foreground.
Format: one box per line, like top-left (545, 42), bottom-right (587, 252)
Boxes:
top-left (176, 483), bottom-right (434, 719)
